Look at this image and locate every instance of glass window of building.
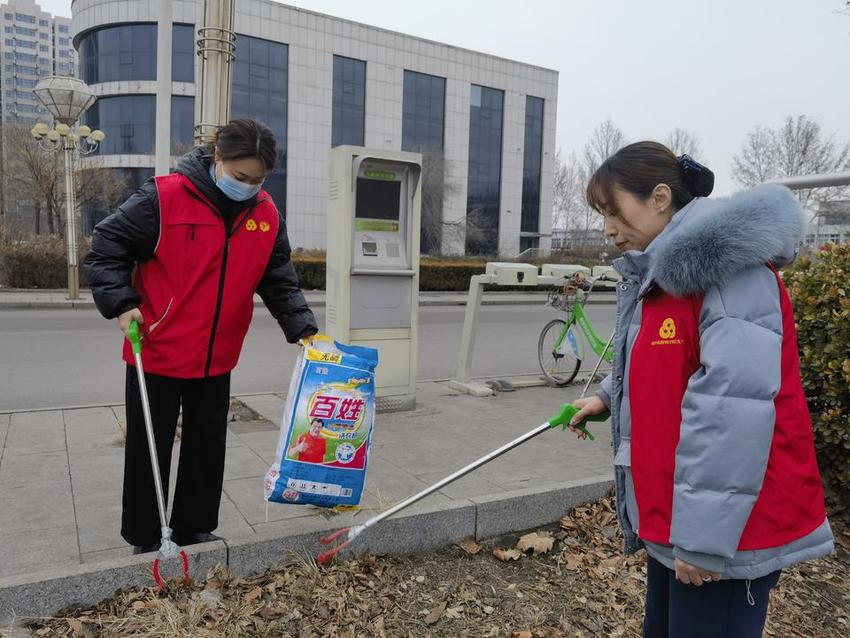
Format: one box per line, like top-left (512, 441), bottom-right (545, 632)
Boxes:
top-left (39, 19), bottom-right (48, 27)
top-left (39, 44), bottom-right (47, 52)
top-left (332, 55), bottom-right (365, 147)
top-left (170, 96), bottom-right (195, 155)
top-left (521, 96), bottom-right (544, 242)
top-left (15, 14), bottom-right (35, 24)
top-left (16, 26), bottom-right (35, 35)
top-left (58, 49), bottom-right (68, 57)
top-left (4, 13), bottom-right (12, 20)
top-left (172, 24), bottom-right (194, 82)
top-left (82, 95), bottom-right (156, 155)
top-left (58, 25), bottom-right (69, 33)
top-left (402, 70), bottom-right (446, 253)
top-left (39, 32), bottom-right (47, 39)
top-left (465, 84), bottom-right (504, 255)
top-left (78, 24), bottom-right (157, 84)
top-left (3, 26), bottom-right (11, 33)
top-left (231, 35), bottom-right (288, 211)
top-left (402, 70), bottom-right (445, 152)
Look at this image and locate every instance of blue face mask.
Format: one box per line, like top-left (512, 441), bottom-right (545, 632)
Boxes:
top-left (210, 162), bottom-right (263, 202)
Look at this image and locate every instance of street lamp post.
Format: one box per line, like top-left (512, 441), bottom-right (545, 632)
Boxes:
top-left (30, 77), bottom-right (104, 300)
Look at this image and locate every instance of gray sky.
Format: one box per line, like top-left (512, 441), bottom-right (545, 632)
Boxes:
top-left (42, 0), bottom-right (850, 195)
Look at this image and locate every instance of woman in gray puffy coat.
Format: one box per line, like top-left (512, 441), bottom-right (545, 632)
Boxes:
top-left (569, 141), bottom-right (832, 638)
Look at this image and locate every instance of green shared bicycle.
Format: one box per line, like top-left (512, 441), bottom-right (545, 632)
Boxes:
top-left (538, 274), bottom-right (615, 386)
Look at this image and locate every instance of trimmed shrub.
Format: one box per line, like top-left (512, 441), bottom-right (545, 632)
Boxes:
top-left (782, 242), bottom-right (850, 513)
top-left (0, 237), bottom-right (90, 289)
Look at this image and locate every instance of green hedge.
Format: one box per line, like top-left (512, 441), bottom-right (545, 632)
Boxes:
top-left (0, 244), bottom-right (489, 292)
top-left (0, 243), bottom-right (604, 293)
top-left (0, 237), bottom-right (90, 289)
top-left (783, 243), bottom-right (850, 514)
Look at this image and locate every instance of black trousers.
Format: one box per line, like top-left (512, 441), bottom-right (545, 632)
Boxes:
top-left (121, 364), bottom-right (231, 546)
top-left (643, 555), bottom-right (781, 638)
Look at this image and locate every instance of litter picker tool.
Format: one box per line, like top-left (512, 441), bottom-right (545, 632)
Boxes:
top-left (317, 402), bottom-right (609, 564)
top-left (128, 320), bottom-right (190, 591)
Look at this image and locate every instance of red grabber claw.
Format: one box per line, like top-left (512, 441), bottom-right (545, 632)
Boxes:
top-left (319, 527), bottom-right (350, 545)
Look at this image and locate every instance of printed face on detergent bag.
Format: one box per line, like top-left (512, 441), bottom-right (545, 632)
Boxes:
top-left (265, 336), bottom-right (378, 508)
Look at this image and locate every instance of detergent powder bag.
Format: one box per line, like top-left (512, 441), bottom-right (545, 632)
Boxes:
top-left (265, 335), bottom-right (378, 508)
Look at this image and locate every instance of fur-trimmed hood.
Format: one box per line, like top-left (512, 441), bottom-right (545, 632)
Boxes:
top-left (618, 184), bottom-right (805, 296)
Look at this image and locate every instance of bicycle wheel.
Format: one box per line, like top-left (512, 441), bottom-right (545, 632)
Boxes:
top-left (538, 319), bottom-right (581, 386)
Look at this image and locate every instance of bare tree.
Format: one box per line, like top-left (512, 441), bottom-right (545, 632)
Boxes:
top-left (665, 128), bottom-right (702, 157)
top-left (1, 124), bottom-right (128, 237)
top-left (552, 150), bottom-right (585, 231)
top-left (2, 124), bottom-right (63, 235)
top-left (417, 147), bottom-right (461, 255)
top-left (732, 115), bottom-right (850, 209)
top-left (582, 118), bottom-right (626, 177)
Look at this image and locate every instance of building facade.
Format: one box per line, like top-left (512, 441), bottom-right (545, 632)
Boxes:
top-left (71, 0), bottom-right (558, 255)
top-left (804, 200), bottom-right (850, 248)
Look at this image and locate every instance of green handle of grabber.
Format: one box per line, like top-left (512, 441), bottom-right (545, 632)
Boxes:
top-left (547, 403), bottom-right (610, 441)
top-left (128, 319), bottom-right (142, 355)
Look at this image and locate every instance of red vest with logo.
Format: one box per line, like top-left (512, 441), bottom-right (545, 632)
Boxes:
top-left (629, 272), bottom-right (826, 550)
top-left (122, 173), bottom-right (280, 378)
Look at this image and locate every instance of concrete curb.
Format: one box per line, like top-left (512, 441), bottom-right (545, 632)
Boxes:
top-left (0, 476), bottom-right (613, 622)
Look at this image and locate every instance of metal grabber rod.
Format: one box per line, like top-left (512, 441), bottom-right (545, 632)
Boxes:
top-left (127, 320), bottom-right (189, 590)
top-left (317, 403), bottom-right (610, 564)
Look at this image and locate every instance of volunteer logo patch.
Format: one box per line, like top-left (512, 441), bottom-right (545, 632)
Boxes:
top-left (652, 317), bottom-right (684, 346)
top-left (245, 219), bottom-right (258, 232)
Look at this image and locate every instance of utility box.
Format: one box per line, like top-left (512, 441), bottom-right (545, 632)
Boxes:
top-left (541, 264), bottom-right (592, 280)
top-left (484, 262), bottom-right (538, 286)
top-left (325, 146), bottom-right (422, 412)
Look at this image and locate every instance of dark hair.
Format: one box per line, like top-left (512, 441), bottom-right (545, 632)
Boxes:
top-left (213, 118), bottom-right (277, 172)
top-left (586, 141), bottom-right (714, 215)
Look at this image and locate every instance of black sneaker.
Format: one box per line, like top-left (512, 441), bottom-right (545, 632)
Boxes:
top-left (172, 532), bottom-right (223, 547)
top-left (133, 542), bottom-right (161, 555)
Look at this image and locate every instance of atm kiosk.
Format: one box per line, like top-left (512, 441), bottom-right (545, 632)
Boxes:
top-left (325, 146), bottom-right (422, 411)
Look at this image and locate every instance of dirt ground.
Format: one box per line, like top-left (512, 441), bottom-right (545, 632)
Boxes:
top-left (20, 496), bottom-right (850, 638)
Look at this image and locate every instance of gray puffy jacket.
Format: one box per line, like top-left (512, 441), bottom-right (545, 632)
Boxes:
top-left (597, 184), bottom-right (833, 580)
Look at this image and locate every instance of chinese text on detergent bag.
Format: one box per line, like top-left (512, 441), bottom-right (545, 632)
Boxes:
top-left (265, 335), bottom-right (378, 508)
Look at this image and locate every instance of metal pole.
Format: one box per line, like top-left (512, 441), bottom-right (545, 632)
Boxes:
top-left (455, 274), bottom-right (489, 383)
top-left (195, 0), bottom-right (236, 147)
top-left (155, 0), bottom-right (173, 173)
top-left (769, 171), bottom-right (850, 190)
top-left (63, 142), bottom-right (78, 300)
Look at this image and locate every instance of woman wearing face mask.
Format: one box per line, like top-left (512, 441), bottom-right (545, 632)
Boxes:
top-left (84, 118), bottom-right (317, 553)
top-left (568, 142), bottom-right (833, 638)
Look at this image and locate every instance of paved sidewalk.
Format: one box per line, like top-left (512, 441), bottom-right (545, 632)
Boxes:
top-left (0, 380), bottom-right (612, 584)
top-left (0, 288), bottom-right (615, 310)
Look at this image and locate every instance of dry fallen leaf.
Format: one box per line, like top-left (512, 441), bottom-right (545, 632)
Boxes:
top-left (457, 536), bottom-right (483, 555)
top-left (516, 531), bottom-right (555, 556)
top-left (512, 632), bottom-right (533, 638)
top-left (243, 586), bottom-right (262, 604)
top-left (67, 618), bottom-right (83, 634)
top-left (423, 602), bottom-right (446, 625)
top-left (445, 605), bottom-right (464, 619)
top-left (493, 547), bottom-right (523, 562)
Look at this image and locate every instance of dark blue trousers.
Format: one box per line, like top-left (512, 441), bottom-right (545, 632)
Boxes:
top-left (643, 556), bottom-right (781, 638)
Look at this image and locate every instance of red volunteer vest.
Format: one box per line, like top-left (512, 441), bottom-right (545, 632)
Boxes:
top-left (629, 271), bottom-right (826, 551)
top-left (122, 173), bottom-right (280, 378)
